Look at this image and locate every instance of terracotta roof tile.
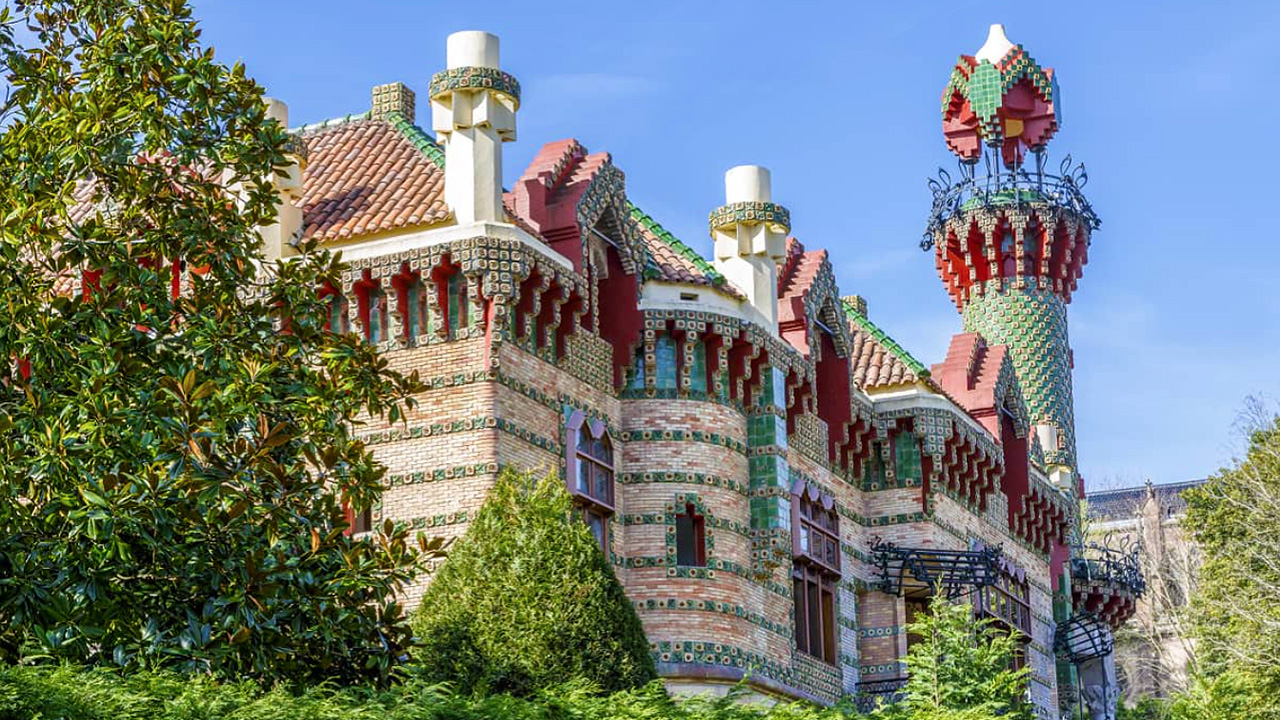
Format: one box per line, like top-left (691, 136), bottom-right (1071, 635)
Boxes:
top-left (628, 204), bottom-right (741, 297)
top-left (843, 298), bottom-right (930, 390)
top-left (298, 115), bottom-right (448, 242)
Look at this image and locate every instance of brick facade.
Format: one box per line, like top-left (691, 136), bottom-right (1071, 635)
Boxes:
top-left (276, 29), bottom-right (1117, 712)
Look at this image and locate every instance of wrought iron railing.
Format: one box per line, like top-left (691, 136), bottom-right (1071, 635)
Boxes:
top-left (854, 677), bottom-right (908, 713)
top-left (921, 150), bottom-right (1100, 250)
top-left (871, 537), bottom-right (1002, 598)
top-left (1071, 533), bottom-right (1145, 597)
top-left (1054, 611), bottom-right (1114, 665)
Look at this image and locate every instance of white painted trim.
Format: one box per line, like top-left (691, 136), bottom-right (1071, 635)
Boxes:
top-left (322, 221), bottom-right (574, 271)
top-left (868, 386), bottom-right (995, 441)
top-left (639, 280), bottom-right (779, 339)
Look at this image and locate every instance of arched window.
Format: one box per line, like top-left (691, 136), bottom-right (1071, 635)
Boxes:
top-left (674, 503), bottom-right (706, 567)
top-left (566, 411), bottom-right (614, 549)
top-left (792, 479), bottom-right (840, 664)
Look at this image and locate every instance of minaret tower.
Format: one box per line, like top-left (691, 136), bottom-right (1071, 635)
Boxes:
top-left (924, 23), bottom-right (1099, 493)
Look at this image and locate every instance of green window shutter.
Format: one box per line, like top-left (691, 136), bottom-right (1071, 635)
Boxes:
top-left (895, 435), bottom-right (922, 483)
top-left (654, 335), bottom-right (677, 390)
top-left (689, 341), bottom-right (707, 393)
top-left (628, 345), bottom-right (645, 390)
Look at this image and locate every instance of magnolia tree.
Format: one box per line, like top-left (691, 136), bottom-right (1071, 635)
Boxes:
top-left (0, 0), bottom-right (439, 683)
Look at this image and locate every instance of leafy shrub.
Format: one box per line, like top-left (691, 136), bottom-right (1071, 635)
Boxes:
top-left (411, 469), bottom-right (655, 696)
top-left (0, 664), bottom-right (840, 720)
top-left (0, 0), bottom-right (437, 684)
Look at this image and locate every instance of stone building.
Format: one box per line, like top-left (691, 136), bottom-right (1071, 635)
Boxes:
top-left (1087, 481), bottom-right (1204, 705)
top-left (246, 24), bottom-right (1138, 719)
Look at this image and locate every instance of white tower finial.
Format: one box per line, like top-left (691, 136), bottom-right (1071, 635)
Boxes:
top-left (710, 165), bottom-right (790, 332)
top-left (258, 97), bottom-right (303, 261)
top-left (975, 23), bottom-right (1015, 63)
top-left (431, 31), bottom-right (519, 225)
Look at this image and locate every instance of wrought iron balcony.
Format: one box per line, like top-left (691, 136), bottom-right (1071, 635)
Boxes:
top-left (871, 537), bottom-right (1003, 598)
top-left (1054, 611), bottom-right (1114, 665)
top-left (921, 150), bottom-right (1100, 250)
top-left (1071, 533), bottom-right (1145, 598)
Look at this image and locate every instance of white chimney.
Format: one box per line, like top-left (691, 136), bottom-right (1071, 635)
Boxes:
top-left (259, 97), bottom-right (304, 261)
top-left (710, 165), bottom-right (789, 331)
top-left (430, 31), bottom-right (519, 225)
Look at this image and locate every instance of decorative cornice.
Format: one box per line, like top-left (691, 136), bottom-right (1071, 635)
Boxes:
top-left (708, 201), bottom-right (791, 235)
top-left (428, 66), bottom-right (521, 108)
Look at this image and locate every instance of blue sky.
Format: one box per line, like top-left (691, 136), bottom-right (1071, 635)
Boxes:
top-left (191, 0), bottom-right (1280, 489)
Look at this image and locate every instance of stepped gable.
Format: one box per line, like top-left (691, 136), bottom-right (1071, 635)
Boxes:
top-left (506, 139), bottom-right (603, 246)
top-left (931, 332), bottom-right (1030, 443)
top-left (507, 138), bottom-right (645, 274)
top-left (776, 237), bottom-right (826, 326)
top-left (297, 114), bottom-right (450, 242)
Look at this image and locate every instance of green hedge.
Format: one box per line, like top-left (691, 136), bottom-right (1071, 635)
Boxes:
top-left (0, 665), bottom-right (844, 720)
top-left (411, 470), bottom-right (655, 696)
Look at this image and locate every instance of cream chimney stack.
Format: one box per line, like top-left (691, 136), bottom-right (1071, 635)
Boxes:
top-left (710, 165), bottom-right (790, 331)
top-left (259, 97), bottom-right (304, 261)
top-left (430, 31), bottom-right (520, 225)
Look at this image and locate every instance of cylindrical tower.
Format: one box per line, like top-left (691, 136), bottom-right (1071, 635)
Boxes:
top-left (924, 23), bottom-right (1098, 490)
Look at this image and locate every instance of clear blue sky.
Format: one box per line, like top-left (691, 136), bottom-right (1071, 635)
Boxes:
top-left (191, 0), bottom-right (1280, 489)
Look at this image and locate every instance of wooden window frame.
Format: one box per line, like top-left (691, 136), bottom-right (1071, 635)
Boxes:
top-left (565, 410), bottom-right (614, 550)
top-left (792, 480), bottom-right (841, 576)
top-left (344, 503), bottom-right (373, 535)
top-left (674, 502), bottom-right (706, 567)
top-left (975, 565), bottom-right (1033, 638)
top-left (793, 565), bottom-right (838, 664)
top-left (791, 478), bottom-right (841, 665)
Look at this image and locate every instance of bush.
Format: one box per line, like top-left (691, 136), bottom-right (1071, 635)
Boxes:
top-left (0, 664), bottom-right (843, 720)
top-left (411, 469), bottom-right (655, 696)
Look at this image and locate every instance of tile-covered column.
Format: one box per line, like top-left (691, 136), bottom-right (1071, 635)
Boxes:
top-left (747, 365), bottom-right (791, 577)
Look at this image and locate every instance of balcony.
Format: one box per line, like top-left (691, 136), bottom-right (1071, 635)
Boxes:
top-left (1070, 534), bottom-right (1145, 627)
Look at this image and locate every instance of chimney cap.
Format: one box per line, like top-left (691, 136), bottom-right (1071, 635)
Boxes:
top-left (372, 82), bottom-right (416, 123)
top-left (264, 97), bottom-right (288, 126)
top-left (842, 295), bottom-right (868, 317)
top-left (447, 31), bottom-right (500, 70)
top-left (725, 165), bottom-right (772, 204)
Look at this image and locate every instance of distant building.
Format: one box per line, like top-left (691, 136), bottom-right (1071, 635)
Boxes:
top-left (1087, 481), bottom-right (1206, 704)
